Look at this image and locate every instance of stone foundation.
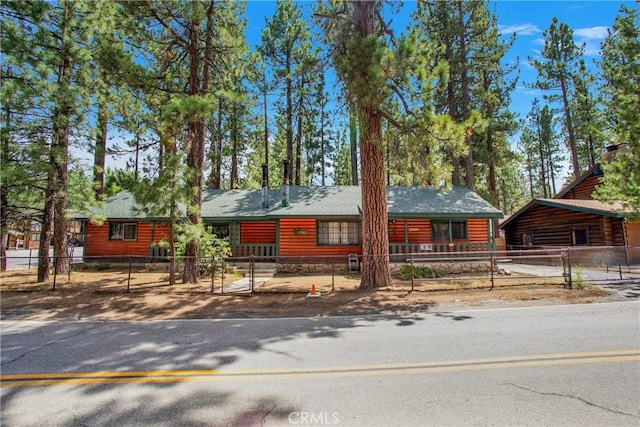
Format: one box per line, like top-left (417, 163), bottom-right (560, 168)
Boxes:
top-left (277, 260), bottom-right (491, 275)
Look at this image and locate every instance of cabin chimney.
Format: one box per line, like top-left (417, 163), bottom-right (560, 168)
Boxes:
top-left (261, 163), bottom-right (269, 209)
top-left (601, 143), bottom-right (628, 163)
top-left (282, 159), bottom-right (291, 207)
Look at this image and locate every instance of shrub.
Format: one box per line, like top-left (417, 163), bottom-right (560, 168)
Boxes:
top-left (95, 262), bottom-right (111, 271)
top-left (399, 264), bottom-right (443, 280)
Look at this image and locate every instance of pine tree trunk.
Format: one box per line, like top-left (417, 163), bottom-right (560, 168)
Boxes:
top-left (349, 104), bottom-right (358, 185)
top-left (353, 0), bottom-right (390, 289)
top-left (536, 116), bottom-right (548, 198)
top-left (50, 5), bottom-right (72, 277)
top-left (1, 107), bottom-right (10, 272)
top-left (286, 52), bottom-right (293, 164)
top-left (263, 69), bottom-right (269, 167)
top-left (93, 97), bottom-right (108, 199)
top-left (487, 128), bottom-right (498, 236)
top-left (358, 105), bottom-right (391, 289)
top-left (560, 78), bottom-right (580, 178)
top-left (230, 105), bottom-right (238, 189)
top-left (295, 89), bottom-right (303, 186)
top-left (37, 173), bottom-right (55, 282)
top-left (183, 17), bottom-right (204, 284)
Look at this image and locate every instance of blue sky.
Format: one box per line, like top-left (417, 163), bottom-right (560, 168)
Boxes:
top-left (102, 1), bottom-right (632, 178)
top-left (239, 0), bottom-right (631, 186)
top-left (244, 0), bottom-right (631, 120)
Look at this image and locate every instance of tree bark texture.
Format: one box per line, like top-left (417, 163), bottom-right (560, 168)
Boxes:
top-left (1, 107), bottom-right (10, 272)
top-left (93, 97), bottom-right (108, 199)
top-left (183, 15), bottom-right (204, 283)
top-left (353, 0), bottom-right (391, 289)
top-left (358, 105), bottom-right (391, 288)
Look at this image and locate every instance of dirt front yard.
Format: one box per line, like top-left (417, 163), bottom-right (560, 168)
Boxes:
top-left (0, 267), bottom-right (613, 321)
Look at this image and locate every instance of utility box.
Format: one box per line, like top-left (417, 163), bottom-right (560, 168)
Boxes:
top-left (348, 253), bottom-right (360, 273)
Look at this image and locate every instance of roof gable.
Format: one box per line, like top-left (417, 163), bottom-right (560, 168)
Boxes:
top-left (554, 163), bottom-right (602, 199)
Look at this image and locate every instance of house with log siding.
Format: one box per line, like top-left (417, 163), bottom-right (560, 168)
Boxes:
top-left (77, 185), bottom-right (503, 260)
top-left (500, 160), bottom-right (640, 250)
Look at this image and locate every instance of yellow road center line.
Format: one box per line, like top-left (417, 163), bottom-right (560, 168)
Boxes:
top-left (2, 349), bottom-right (638, 388)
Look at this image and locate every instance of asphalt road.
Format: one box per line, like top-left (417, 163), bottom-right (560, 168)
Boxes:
top-left (1, 302), bottom-right (639, 426)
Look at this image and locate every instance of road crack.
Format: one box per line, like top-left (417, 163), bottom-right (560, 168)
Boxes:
top-left (505, 382), bottom-right (639, 418)
top-left (1, 325), bottom-right (97, 367)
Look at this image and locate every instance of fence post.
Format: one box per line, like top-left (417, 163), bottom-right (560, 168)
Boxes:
top-left (410, 253), bottom-right (414, 292)
top-left (490, 254), bottom-right (494, 291)
top-left (567, 248), bottom-right (572, 289)
top-left (331, 261), bottom-right (335, 292)
top-left (221, 258), bottom-right (225, 294)
top-left (127, 256), bottom-right (132, 292)
top-left (211, 254), bottom-right (215, 293)
top-left (250, 255), bottom-right (255, 294)
top-left (52, 256), bottom-right (57, 291)
top-left (28, 249), bottom-right (32, 270)
top-left (619, 264), bottom-right (623, 280)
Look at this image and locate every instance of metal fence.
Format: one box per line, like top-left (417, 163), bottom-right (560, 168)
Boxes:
top-left (1, 246), bottom-right (639, 294)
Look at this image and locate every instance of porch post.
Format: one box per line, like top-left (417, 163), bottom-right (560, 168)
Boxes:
top-left (404, 218), bottom-right (408, 254)
top-left (275, 220), bottom-right (280, 260)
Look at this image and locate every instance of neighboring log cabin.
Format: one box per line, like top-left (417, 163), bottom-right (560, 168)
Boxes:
top-left (76, 185), bottom-right (503, 260)
top-left (500, 161), bottom-right (640, 250)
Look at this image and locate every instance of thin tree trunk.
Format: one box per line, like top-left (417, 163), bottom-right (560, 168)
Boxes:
top-left (457, 1), bottom-right (473, 190)
top-left (349, 104), bottom-right (358, 185)
top-left (230, 105), bottom-right (238, 189)
top-left (486, 128), bottom-right (498, 232)
top-left (445, 39), bottom-right (461, 187)
top-left (560, 78), bottom-right (580, 178)
top-left (263, 68), bottom-right (269, 167)
top-left (295, 83), bottom-right (304, 186)
top-left (37, 173), bottom-right (55, 282)
top-left (536, 114), bottom-right (548, 198)
top-left (209, 98), bottom-right (223, 189)
top-left (1, 107), bottom-right (10, 271)
top-left (286, 52), bottom-right (293, 165)
top-left (320, 97), bottom-right (326, 186)
top-left (93, 97), bottom-right (108, 199)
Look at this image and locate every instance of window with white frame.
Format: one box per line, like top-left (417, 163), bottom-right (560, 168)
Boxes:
top-left (109, 223), bottom-right (137, 241)
top-left (317, 221), bottom-right (360, 245)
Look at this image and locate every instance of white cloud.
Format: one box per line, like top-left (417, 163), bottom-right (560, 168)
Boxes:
top-left (532, 38), bottom-right (545, 47)
top-left (574, 26), bottom-right (609, 40)
top-left (574, 26), bottom-right (609, 56)
top-left (499, 23), bottom-right (541, 36)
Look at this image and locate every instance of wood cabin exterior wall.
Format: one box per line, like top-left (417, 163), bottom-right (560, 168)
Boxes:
top-left (503, 204), bottom-right (625, 247)
top-left (278, 218), bottom-right (361, 257)
top-left (389, 219), bottom-right (488, 244)
top-left (467, 219), bottom-right (489, 242)
top-left (557, 172), bottom-right (600, 200)
top-left (240, 221), bottom-right (276, 244)
top-left (626, 221), bottom-right (640, 248)
top-left (389, 219), bottom-right (430, 243)
top-left (84, 221), bottom-right (170, 258)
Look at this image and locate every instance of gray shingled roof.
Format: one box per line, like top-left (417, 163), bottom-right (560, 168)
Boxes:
top-left (77, 186), bottom-right (502, 221)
